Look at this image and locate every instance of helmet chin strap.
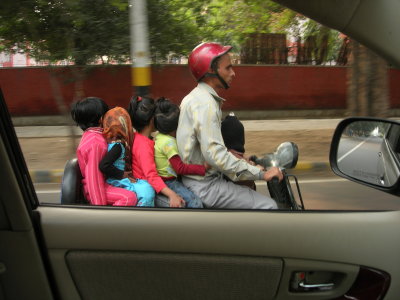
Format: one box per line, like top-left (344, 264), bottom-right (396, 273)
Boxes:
top-left (204, 72), bottom-right (229, 89)
top-left (216, 73), bottom-right (229, 89)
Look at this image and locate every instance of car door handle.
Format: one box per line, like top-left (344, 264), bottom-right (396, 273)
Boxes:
top-left (299, 282), bottom-right (335, 289)
top-left (291, 271), bottom-right (336, 292)
top-left (298, 281), bottom-right (334, 290)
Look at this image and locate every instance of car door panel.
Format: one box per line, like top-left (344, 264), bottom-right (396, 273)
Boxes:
top-left (38, 206), bottom-right (400, 299)
top-left (0, 121), bottom-right (54, 300)
top-left (66, 250), bottom-right (282, 300)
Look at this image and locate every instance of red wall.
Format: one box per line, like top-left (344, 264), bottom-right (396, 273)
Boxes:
top-left (221, 65), bottom-right (347, 110)
top-left (0, 65), bottom-right (399, 116)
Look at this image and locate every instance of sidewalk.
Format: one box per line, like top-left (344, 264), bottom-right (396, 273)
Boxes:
top-left (14, 118), bottom-right (342, 136)
top-left (15, 118), bottom-right (341, 183)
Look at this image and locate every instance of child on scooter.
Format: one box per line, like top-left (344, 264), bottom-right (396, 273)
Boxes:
top-left (127, 95), bottom-right (185, 208)
top-left (99, 107), bottom-right (155, 207)
top-left (71, 97), bottom-right (137, 206)
top-left (154, 97), bottom-right (207, 208)
top-left (221, 112), bottom-right (257, 190)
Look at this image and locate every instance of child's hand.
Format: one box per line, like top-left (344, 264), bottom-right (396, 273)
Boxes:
top-left (124, 171), bottom-right (137, 183)
top-left (244, 154), bottom-right (256, 166)
top-left (169, 193), bottom-right (185, 208)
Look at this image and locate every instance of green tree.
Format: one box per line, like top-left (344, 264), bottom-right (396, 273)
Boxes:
top-left (0, 0), bottom-right (343, 65)
top-left (196, 0), bottom-right (285, 50)
top-left (194, 0), bottom-right (342, 65)
top-left (147, 0), bottom-right (207, 62)
top-left (0, 0), bottom-right (206, 64)
top-left (300, 20), bottom-right (341, 65)
top-left (264, 3), bottom-right (342, 65)
top-left (0, 0), bottom-right (130, 64)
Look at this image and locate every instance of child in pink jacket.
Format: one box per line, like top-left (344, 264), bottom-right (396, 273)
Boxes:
top-left (71, 97), bottom-right (137, 206)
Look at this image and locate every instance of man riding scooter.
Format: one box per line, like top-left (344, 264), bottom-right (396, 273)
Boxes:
top-left (176, 42), bottom-right (283, 209)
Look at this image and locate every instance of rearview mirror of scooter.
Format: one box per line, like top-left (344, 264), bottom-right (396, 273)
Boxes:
top-left (250, 142), bottom-right (299, 170)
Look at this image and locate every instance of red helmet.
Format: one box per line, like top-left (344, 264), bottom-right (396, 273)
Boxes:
top-left (188, 42), bottom-right (232, 81)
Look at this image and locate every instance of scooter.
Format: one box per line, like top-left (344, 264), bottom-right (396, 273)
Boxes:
top-left (250, 142), bottom-right (305, 210)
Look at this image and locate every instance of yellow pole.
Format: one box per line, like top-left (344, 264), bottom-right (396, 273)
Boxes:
top-left (129, 0), bottom-right (151, 96)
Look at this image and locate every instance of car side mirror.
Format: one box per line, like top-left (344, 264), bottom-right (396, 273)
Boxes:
top-left (330, 117), bottom-right (400, 196)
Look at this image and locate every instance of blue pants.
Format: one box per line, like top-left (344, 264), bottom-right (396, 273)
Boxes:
top-left (106, 178), bottom-right (155, 207)
top-left (165, 179), bottom-right (203, 208)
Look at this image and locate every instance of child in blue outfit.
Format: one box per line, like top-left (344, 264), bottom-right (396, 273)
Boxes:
top-left (153, 97), bottom-right (208, 208)
top-left (99, 106), bottom-right (155, 206)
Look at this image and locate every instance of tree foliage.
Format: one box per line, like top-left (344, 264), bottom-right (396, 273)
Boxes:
top-left (147, 0), bottom-right (207, 62)
top-left (196, 0), bottom-right (342, 64)
top-left (0, 0), bottom-right (342, 65)
top-left (0, 0), bottom-right (206, 65)
top-left (0, 0), bottom-right (128, 64)
top-left (195, 0), bottom-right (286, 50)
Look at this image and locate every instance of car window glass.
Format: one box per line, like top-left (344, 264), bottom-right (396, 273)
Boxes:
top-left (3, 4), bottom-right (400, 211)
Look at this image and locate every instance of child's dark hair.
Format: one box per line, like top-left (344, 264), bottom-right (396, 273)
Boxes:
top-left (127, 96), bottom-right (156, 132)
top-left (71, 97), bottom-right (109, 131)
top-left (154, 97), bottom-right (180, 134)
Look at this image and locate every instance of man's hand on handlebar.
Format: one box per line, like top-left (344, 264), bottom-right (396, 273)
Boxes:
top-left (262, 167), bottom-right (283, 182)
